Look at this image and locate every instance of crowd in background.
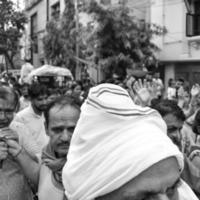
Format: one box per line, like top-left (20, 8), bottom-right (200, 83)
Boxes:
top-left (1, 65), bottom-right (200, 199)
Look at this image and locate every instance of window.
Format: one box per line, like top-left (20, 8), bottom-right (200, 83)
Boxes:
top-left (186, 0), bottom-right (200, 36)
top-left (186, 13), bottom-right (200, 36)
top-left (194, 0), bottom-right (200, 14)
top-left (30, 13), bottom-right (38, 53)
top-left (51, 2), bottom-right (60, 20)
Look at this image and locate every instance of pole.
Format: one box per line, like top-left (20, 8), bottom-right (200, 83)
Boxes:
top-left (4, 54), bottom-right (8, 74)
top-left (75, 0), bottom-right (80, 80)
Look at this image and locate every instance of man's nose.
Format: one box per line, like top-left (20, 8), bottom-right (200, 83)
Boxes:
top-left (61, 129), bottom-right (71, 141)
top-left (0, 111), bottom-right (6, 119)
top-left (42, 99), bottom-right (48, 104)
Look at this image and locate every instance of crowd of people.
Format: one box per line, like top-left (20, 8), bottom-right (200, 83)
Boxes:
top-left (1, 68), bottom-right (200, 200)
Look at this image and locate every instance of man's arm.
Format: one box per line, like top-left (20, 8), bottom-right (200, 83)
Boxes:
top-left (6, 139), bottom-right (40, 189)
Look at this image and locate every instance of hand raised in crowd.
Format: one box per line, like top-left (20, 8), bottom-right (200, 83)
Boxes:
top-left (191, 84), bottom-right (200, 97)
top-left (190, 84), bottom-right (200, 110)
top-left (177, 86), bottom-right (185, 99)
top-left (177, 86), bottom-right (186, 109)
top-left (183, 84), bottom-right (200, 118)
top-left (132, 79), bottom-right (151, 106)
top-left (130, 79), bottom-right (158, 106)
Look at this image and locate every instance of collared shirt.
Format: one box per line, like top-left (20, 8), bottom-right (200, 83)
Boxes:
top-left (19, 96), bottom-right (30, 111)
top-left (15, 104), bottom-right (49, 159)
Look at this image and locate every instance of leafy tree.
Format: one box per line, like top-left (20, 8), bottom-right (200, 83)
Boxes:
top-left (83, 1), bottom-right (166, 80)
top-left (43, 0), bottom-right (76, 73)
top-left (43, 19), bottom-right (64, 66)
top-left (43, 0), bottom-right (88, 76)
top-left (0, 0), bottom-right (27, 69)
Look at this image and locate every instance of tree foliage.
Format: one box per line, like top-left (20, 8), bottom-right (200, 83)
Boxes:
top-left (0, 0), bottom-right (27, 68)
top-left (43, 0), bottom-right (77, 73)
top-left (84, 1), bottom-right (166, 79)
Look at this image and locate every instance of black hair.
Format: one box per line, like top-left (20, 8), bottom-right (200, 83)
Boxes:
top-left (0, 86), bottom-right (19, 110)
top-left (71, 81), bottom-right (83, 91)
top-left (168, 78), bottom-right (174, 87)
top-left (151, 99), bottom-right (186, 122)
top-left (44, 95), bottom-right (81, 128)
top-left (192, 110), bottom-right (200, 135)
top-left (28, 83), bottom-right (48, 99)
top-left (177, 78), bottom-right (184, 84)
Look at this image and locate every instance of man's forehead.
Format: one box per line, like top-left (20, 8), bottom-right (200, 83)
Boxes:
top-left (49, 105), bottom-right (79, 121)
top-left (36, 94), bottom-right (48, 99)
top-left (164, 114), bottom-right (183, 126)
top-left (0, 96), bottom-right (15, 108)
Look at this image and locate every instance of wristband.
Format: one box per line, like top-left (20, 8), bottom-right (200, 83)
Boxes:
top-left (14, 146), bottom-right (23, 158)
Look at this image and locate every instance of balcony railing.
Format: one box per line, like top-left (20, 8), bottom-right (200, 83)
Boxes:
top-left (186, 13), bottom-right (200, 37)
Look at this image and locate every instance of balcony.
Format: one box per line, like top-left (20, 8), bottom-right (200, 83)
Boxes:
top-left (25, 0), bottom-right (43, 11)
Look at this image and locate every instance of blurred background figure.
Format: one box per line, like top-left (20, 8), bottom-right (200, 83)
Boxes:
top-left (19, 83), bottom-right (30, 111)
top-left (167, 78), bottom-right (176, 100)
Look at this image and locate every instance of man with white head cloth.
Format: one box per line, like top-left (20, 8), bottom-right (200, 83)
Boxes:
top-left (62, 84), bottom-right (198, 200)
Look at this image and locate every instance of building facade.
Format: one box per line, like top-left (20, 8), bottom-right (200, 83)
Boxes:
top-left (23, 0), bottom-right (65, 68)
top-left (150, 0), bottom-right (200, 87)
top-left (23, 0), bottom-right (150, 81)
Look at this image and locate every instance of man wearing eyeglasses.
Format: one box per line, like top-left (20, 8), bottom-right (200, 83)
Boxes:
top-left (0, 85), bottom-right (39, 200)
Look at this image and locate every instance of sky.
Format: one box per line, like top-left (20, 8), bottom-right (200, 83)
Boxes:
top-left (11, 0), bottom-right (25, 10)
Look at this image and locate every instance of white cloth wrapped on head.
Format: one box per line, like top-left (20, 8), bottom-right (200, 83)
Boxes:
top-left (62, 83), bottom-right (185, 200)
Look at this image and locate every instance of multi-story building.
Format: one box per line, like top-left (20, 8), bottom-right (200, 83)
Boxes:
top-left (150, 0), bottom-right (200, 86)
top-left (23, 0), bottom-right (65, 67)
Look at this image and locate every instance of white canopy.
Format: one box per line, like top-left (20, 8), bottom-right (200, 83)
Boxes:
top-left (27, 65), bottom-right (73, 84)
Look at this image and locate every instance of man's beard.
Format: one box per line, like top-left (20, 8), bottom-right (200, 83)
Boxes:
top-left (34, 104), bottom-right (47, 112)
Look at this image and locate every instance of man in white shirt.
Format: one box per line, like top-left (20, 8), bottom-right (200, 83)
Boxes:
top-left (19, 83), bottom-right (30, 111)
top-left (15, 83), bottom-right (49, 158)
top-left (38, 95), bottom-right (80, 200)
top-left (20, 60), bottom-right (34, 84)
top-left (0, 85), bottom-right (39, 200)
